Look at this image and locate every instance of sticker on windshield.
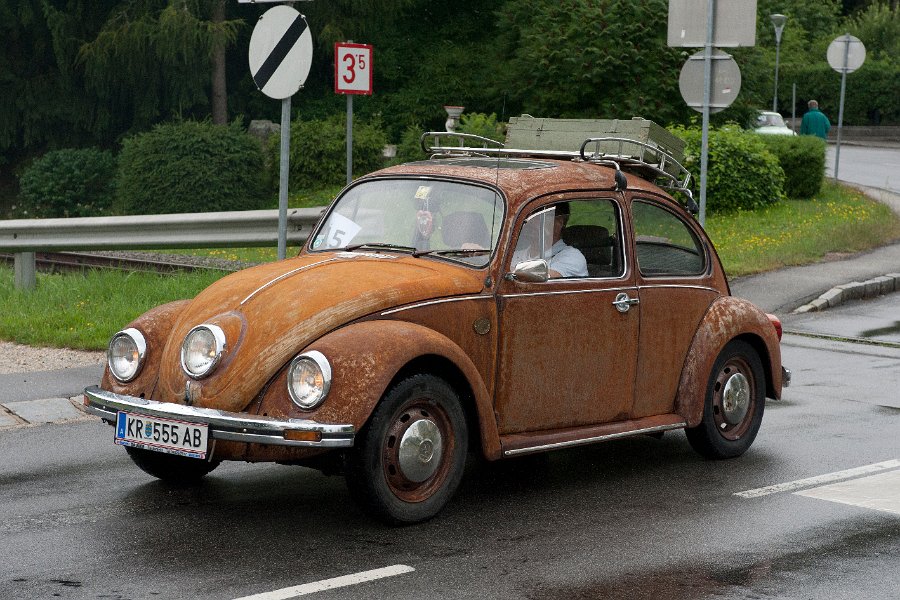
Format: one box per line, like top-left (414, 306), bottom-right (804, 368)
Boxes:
top-left (415, 186), bottom-right (432, 200)
top-left (321, 213), bottom-right (362, 248)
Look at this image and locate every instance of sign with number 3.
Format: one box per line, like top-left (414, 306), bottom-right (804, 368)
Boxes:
top-left (334, 43), bottom-right (373, 95)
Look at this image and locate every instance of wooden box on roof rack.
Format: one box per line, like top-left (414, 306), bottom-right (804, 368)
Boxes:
top-left (506, 116), bottom-right (686, 177)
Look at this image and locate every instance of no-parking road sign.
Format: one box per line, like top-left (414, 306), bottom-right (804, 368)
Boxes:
top-left (248, 5), bottom-right (313, 100)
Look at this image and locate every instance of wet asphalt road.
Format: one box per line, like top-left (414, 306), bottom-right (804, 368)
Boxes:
top-left (1, 293), bottom-right (899, 600)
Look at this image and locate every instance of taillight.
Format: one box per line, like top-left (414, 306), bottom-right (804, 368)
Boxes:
top-left (767, 314), bottom-right (783, 341)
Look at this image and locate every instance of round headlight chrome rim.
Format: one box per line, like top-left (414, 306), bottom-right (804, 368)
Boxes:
top-left (107, 328), bottom-right (147, 383)
top-left (287, 351), bottom-right (332, 410)
top-left (180, 324), bottom-right (227, 380)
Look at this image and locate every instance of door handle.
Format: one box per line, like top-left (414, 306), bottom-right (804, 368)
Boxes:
top-left (612, 292), bottom-right (640, 313)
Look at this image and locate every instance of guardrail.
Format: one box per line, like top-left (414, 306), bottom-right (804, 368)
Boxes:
top-left (1, 207), bottom-right (324, 290)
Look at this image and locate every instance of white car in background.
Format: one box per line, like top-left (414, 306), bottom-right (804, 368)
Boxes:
top-left (754, 111), bottom-right (796, 136)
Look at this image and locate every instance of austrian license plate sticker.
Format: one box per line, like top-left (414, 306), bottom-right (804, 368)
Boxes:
top-left (115, 411), bottom-right (209, 460)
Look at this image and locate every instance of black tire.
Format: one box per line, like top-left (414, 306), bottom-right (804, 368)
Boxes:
top-left (125, 446), bottom-right (220, 485)
top-left (685, 340), bottom-right (766, 459)
top-left (345, 374), bottom-right (468, 525)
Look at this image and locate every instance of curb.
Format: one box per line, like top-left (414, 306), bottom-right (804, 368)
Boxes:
top-left (793, 273), bottom-right (900, 314)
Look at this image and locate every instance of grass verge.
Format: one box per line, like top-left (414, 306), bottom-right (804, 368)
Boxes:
top-left (1, 182), bottom-right (898, 350)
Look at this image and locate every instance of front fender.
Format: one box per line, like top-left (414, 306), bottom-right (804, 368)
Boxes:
top-left (675, 296), bottom-right (783, 427)
top-left (101, 299), bottom-right (192, 398)
top-left (256, 319), bottom-right (501, 460)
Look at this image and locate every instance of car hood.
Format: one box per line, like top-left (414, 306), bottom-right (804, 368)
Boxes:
top-left (153, 251), bottom-right (486, 411)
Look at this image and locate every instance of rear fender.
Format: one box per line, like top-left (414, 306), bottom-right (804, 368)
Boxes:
top-left (675, 296), bottom-right (783, 427)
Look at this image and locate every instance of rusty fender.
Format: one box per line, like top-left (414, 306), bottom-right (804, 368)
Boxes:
top-left (100, 299), bottom-right (191, 398)
top-left (674, 296), bottom-right (783, 428)
top-left (301, 319), bottom-right (501, 460)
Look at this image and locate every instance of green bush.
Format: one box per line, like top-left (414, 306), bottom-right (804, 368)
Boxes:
top-left (278, 114), bottom-right (388, 190)
top-left (116, 120), bottom-right (267, 215)
top-left (457, 112), bottom-right (506, 143)
top-left (756, 135), bottom-right (826, 198)
top-left (15, 148), bottom-right (117, 218)
top-left (670, 126), bottom-right (785, 213)
top-left (394, 124), bottom-right (429, 164)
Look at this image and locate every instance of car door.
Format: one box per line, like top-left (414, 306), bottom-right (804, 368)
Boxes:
top-left (493, 196), bottom-right (640, 435)
top-left (630, 196), bottom-right (721, 419)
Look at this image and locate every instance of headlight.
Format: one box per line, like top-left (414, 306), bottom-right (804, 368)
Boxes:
top-left (108, 328), bottom-right (147, 382)
top-left (181, 324), bottom-right (227, 379)
top-left (287, 351), bottom-right (331, 410)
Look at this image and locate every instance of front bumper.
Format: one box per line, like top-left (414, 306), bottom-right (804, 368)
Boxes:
top-left (83, 385), bottom-right (355, 448)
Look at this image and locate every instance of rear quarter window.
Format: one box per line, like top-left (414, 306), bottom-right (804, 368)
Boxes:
top-left (632, 200), bottom-right (706, 277)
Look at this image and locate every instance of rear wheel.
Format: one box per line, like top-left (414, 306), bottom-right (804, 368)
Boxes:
top-left (125, 447), bottom-right (220, 485)
top-left (685, 340), bottom-right (765, 459)
top-left (345, 374), bottom-right (468, 525)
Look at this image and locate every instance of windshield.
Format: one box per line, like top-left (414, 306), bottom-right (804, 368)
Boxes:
top-left (310, 179), bottom-right (504, 267)
top-left (756, 112), bottom-right (786, 128)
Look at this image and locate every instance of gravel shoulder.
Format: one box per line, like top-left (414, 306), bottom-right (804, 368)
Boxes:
top-left (0, 341), bottom-right (104, 375)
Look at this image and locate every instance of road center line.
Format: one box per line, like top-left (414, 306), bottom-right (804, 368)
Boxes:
top-left (232, 565), bottom-right (415, 600)
top-left (735, 459), bottom-right (900, 499)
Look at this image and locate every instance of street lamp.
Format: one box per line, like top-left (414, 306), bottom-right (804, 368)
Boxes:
top-left (771, 13), bottom-right (787, 112)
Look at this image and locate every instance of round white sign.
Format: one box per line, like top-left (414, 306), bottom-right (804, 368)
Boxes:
top-left (679, 49), bottom-right (742, 114)
top-left (248, 6), bottom-right (313, 100)
top-left (827, 34), bottom-right (866, 74)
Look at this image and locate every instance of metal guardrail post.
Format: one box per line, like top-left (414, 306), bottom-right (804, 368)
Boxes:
top-left (14, 252), bottom-right (36, 291)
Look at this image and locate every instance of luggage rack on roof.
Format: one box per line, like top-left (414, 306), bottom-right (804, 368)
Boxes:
top-left (420, 131), bottom-right (696, 212)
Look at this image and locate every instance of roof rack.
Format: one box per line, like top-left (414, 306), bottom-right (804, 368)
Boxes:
top-left (420, 131), bottom-right (697, 213)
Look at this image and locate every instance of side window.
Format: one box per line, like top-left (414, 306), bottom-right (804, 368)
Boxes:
top-left (511, 199), bottom-right (624, 279)
top-left (632, 200), bottom-right (706, 277)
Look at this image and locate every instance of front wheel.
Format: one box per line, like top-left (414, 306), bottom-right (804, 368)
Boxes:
top-left (345, 374), bottom-right (468, 525)
top-left (125, 447), bottom-right (220, 485)
top-left (685, 340), bottom-right (765, 459)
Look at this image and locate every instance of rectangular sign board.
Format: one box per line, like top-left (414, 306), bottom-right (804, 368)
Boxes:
top-left (335, 43), bottom-right (374, 95)
top-left (667, 0), bottom-right (757, 48)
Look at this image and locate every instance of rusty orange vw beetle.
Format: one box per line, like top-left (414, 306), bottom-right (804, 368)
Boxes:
top-left (84, 120), bottom-right (789, 524)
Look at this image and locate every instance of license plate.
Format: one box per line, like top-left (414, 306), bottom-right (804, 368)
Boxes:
top-left (115, 411), bottom-right (209, 460)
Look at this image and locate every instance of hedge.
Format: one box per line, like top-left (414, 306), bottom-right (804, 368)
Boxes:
top-left (15, 148), bottom-right (117, 218)
top-left (116, 120), bottom-right (268, 215)
top-left (670, 126), bottom-right (785, 213)
top-left (756, 134), bottom-right (826, 199)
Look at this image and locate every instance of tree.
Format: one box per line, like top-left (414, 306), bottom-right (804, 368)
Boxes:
top-left (78, 0), bottom-right (242, 128)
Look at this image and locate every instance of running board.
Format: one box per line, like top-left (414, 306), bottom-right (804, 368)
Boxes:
top-left (501, 414), bottom-right (686, 457)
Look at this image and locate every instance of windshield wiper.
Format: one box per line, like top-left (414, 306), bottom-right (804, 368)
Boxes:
top-left (413, 248), bottom-right (491, 257)
top-left (343, 243), bottom-right (417, 253)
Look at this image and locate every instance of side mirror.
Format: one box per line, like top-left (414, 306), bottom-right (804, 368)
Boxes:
top-left (506, 259), bottom-right (549, 283)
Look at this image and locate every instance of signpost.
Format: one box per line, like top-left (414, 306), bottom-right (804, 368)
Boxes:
top-left (827, 34), bottom-right (866, 182)
top-left (335, 42), bottom-right (374, 185)
top-left (248, 5), bottom-right (313, 259)
top-left (668, 0), bottom-right (756, 226)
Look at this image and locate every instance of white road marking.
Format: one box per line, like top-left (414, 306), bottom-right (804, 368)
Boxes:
top-left (735, 460), bottom-right (900, 498)
top-left (796, 470), bottom-right (900, 516)
top-left (232, 565), bottom-right (415, 600)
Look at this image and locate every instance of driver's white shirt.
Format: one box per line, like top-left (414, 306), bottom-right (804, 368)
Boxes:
top-left (549, 239), bottom-right (588, 277)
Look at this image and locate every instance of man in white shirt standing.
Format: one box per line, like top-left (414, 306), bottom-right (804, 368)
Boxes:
top-left (547, 203), bottom-right (588, 278)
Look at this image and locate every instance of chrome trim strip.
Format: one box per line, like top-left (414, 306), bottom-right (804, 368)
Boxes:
top-left (241, 258), bottom-right (340, 305)
top-left (637, 284), bottom-right (719, 293)
top-left (501, 286), bottom-right (637, 299)
top-left (380, 295), bottom-right (488, 316)
top-left (503, 422), bottom-right (686, 457)
top-left (83, 386), bottom-right (354, 448)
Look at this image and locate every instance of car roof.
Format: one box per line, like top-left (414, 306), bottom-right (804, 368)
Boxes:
top-left (369, 157), bottom-right (674, 216)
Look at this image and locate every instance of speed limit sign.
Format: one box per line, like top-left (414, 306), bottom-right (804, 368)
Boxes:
top-left (334, 42), bottom-right (373, 95)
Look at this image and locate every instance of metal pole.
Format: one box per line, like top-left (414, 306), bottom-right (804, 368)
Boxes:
top-left (773, 39), bottom-right (781, 112)
top-left (791, 82), bottom-right (797, 132)
top-left (278, 96), bottom-right (291, 260)
top-left (346, 94), bottom-right (353, 185)
top-left (14, 252), bottom-right (36, 291)
top-left (698, 0), bottom-right (715, 226)
top-left (834, 34), bottom-right (850, 182)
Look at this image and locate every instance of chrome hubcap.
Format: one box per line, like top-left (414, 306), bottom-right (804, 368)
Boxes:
top-left (398, 419), bottom-right (443, 483)
top-left (721, 372), bottom-right (750, 425)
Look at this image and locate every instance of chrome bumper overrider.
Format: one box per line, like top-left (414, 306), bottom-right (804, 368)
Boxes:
top-left (83, 385), bottom-right (355, 448)
top-left (782, 367), bottom-right (792, 388)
